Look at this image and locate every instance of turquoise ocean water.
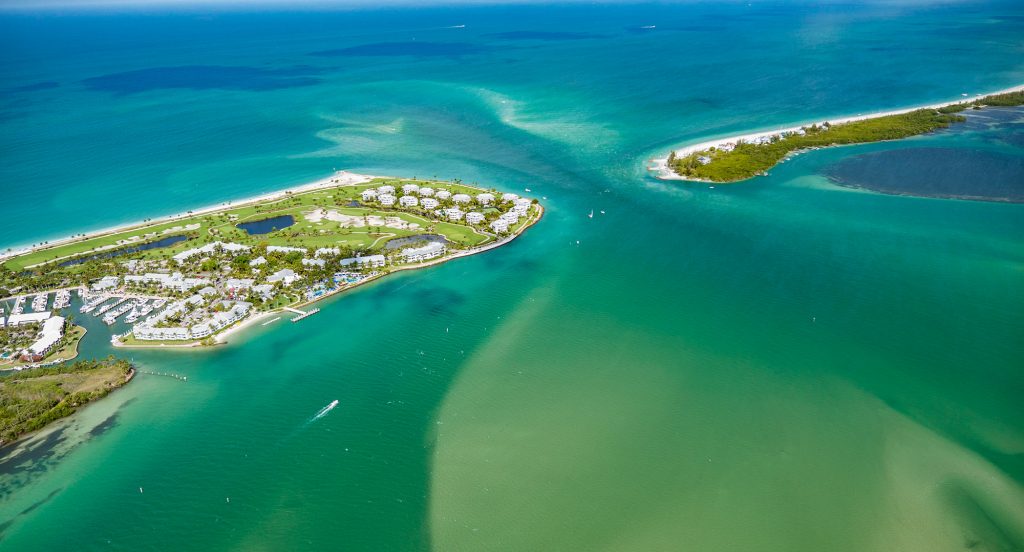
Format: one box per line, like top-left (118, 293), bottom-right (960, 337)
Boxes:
top-left (1, 3), bottom-right (1023, 550)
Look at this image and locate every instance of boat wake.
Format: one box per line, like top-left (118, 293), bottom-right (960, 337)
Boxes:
top-left (310, 400), bottom-right (339, 422)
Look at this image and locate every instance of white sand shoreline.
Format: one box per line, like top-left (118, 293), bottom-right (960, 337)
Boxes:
top-left (0, 170), bottom-right (382, 262)
top-left (647, 83), bottom-right (1024, 181)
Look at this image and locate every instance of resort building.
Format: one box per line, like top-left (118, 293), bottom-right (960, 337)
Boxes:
top-left (20, 316), bottom-right (65, 362)
top-left (339, 254), bottom-right (386, 268)
top-left (500, 211), bottom-right (520, 224)
top-left (697, 156), bottom-right (712, 165)
top-left (124, 272), bottom-right (208, 292)
top-left (435, 190), bottom-right (452, 200)
top-left (399, 195), bottom-right (419, 207)
top-left (475, 193), bottom-right (495, 205)
top-left (198, 286), bottom-right (218, 297)
top-left (377, 185), bottom-right (395, 195)
top-left (400, 242), bottom-right (445, 263)
top-left (420, 198), bottom-right (439, 210)
top-left (444, 208), bottom-right (464, 221)
top-left (402, 184), bottom-right (420, 195)
top-left (418, 187), bottom-right (434, 197)
top-left (513, 204), bottom-right (530, 216)
top-left (252, 284), bottom-right (276, 301)
top-left (315, 247), bottom-right (340, 257)
top-left (378, 194), bottom-right (396, 207)
top-left (172, 241), bottom-right (250, 264)
top-left (501, 192), bottom-right (519, 202)
top-left (466, 212), bottom-right (485, 224)
top-left (514, 198), bottom-right (532, 209)
top-left (267, 245), bottom-right (306, 254)
top-left (302, 258), bottom-right (326, 267)
top-left (361, 189), bottom-right (379, 201)
top-left (268, 268), bottom-right (300, 286)
top-left (7, 311), bottom-right (52, 326)
top-left (134, 326), bottom-right (190, 341)
top-left (225, 279), bottom-right (254, 297)
top-left (452, 193), bottom-right (471, 204)
top-left (249, 256), bottom-right (267, 267)
top-left (92, 275), bottom-right (119, 291)
top-left (490, 219), bottom-right (509, 233)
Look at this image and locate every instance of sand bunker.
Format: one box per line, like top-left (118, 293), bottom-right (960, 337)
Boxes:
top-left (305, 209), bottom-right (419, 230)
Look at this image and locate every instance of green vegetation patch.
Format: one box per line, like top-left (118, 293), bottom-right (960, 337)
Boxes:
top-left (669, 90), bottom-right (1024, 183)
top-left (1, 357), bottom-right (133, 446)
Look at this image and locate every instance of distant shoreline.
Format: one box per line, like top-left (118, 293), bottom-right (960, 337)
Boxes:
top-left (648, 83), bottom-right (1024, 182)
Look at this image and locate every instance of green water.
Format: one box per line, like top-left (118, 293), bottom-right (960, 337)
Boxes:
top-left (2, 3), bottom-right (1023, 551)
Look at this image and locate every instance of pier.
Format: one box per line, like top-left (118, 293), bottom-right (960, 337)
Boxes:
top-left (286, 307), bottom-right (320, 322)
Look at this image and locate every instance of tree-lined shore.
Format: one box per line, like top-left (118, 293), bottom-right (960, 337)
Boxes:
top-left (668, 90), bottom-right (1024, 182)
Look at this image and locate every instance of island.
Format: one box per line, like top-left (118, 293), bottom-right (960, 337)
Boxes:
top-left (651, 87), bottom-right (1024, 183)
top-left (0, 172), bottom-right (543, 352)
top-left (0, 357), bottom-right (135, 447)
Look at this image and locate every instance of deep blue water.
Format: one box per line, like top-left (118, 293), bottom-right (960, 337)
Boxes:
top-left (235, 214), bottom-right (295, 235)
top-left (2, 2), bottom-right (1023, 249)
top-left (823, 107), bottom-right (1024, 202)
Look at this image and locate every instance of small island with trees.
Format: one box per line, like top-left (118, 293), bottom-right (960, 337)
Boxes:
top-left (656, 88), bottom-right (1024, 183)
top-left (0, 357), bottom-right (135, 447)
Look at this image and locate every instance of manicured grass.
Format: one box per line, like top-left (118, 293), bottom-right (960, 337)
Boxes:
top-left (4, 178), bottom-right (502, 271)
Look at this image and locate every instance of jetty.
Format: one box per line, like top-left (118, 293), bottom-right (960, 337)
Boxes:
top-left (286, 307), bottom-right (320, 322)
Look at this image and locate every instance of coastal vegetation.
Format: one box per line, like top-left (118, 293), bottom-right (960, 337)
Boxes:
top-left (0, 175), bottom-right (541, 350)
top-left (668, 90), bottom-right (1024, 182)
top-left (0, 357), bottom-right (134, 446)
top-left (2, 177), bottom-right (518, 273)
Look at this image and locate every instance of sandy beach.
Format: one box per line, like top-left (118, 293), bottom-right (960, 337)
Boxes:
top-left (648, 84), bottom-right (1024, 180)
top-left (0, 170), bottom-right (381, 263)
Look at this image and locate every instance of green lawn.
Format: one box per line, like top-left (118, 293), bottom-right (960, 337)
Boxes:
top-left (3, 177), bottom-right (503, 272)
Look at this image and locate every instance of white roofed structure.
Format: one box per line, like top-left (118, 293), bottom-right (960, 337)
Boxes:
top-left (7, 311), bottom-right (52, 326)
top-left (340, 254), bottom-right (386, 268)
top-left (400, 242), bottom-right (445, 263)
top-left (266, 245), bottom-right (306, 254)
top-left (22, 316), bottom-right (65, 361)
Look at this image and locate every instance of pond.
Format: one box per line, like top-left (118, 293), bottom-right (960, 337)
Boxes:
top-left (59, 234), bottom-right (189, 267)
top-left (236, 215), bottom-right (295, 235)
top-left (384, 234), bottom-right (449, 250)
